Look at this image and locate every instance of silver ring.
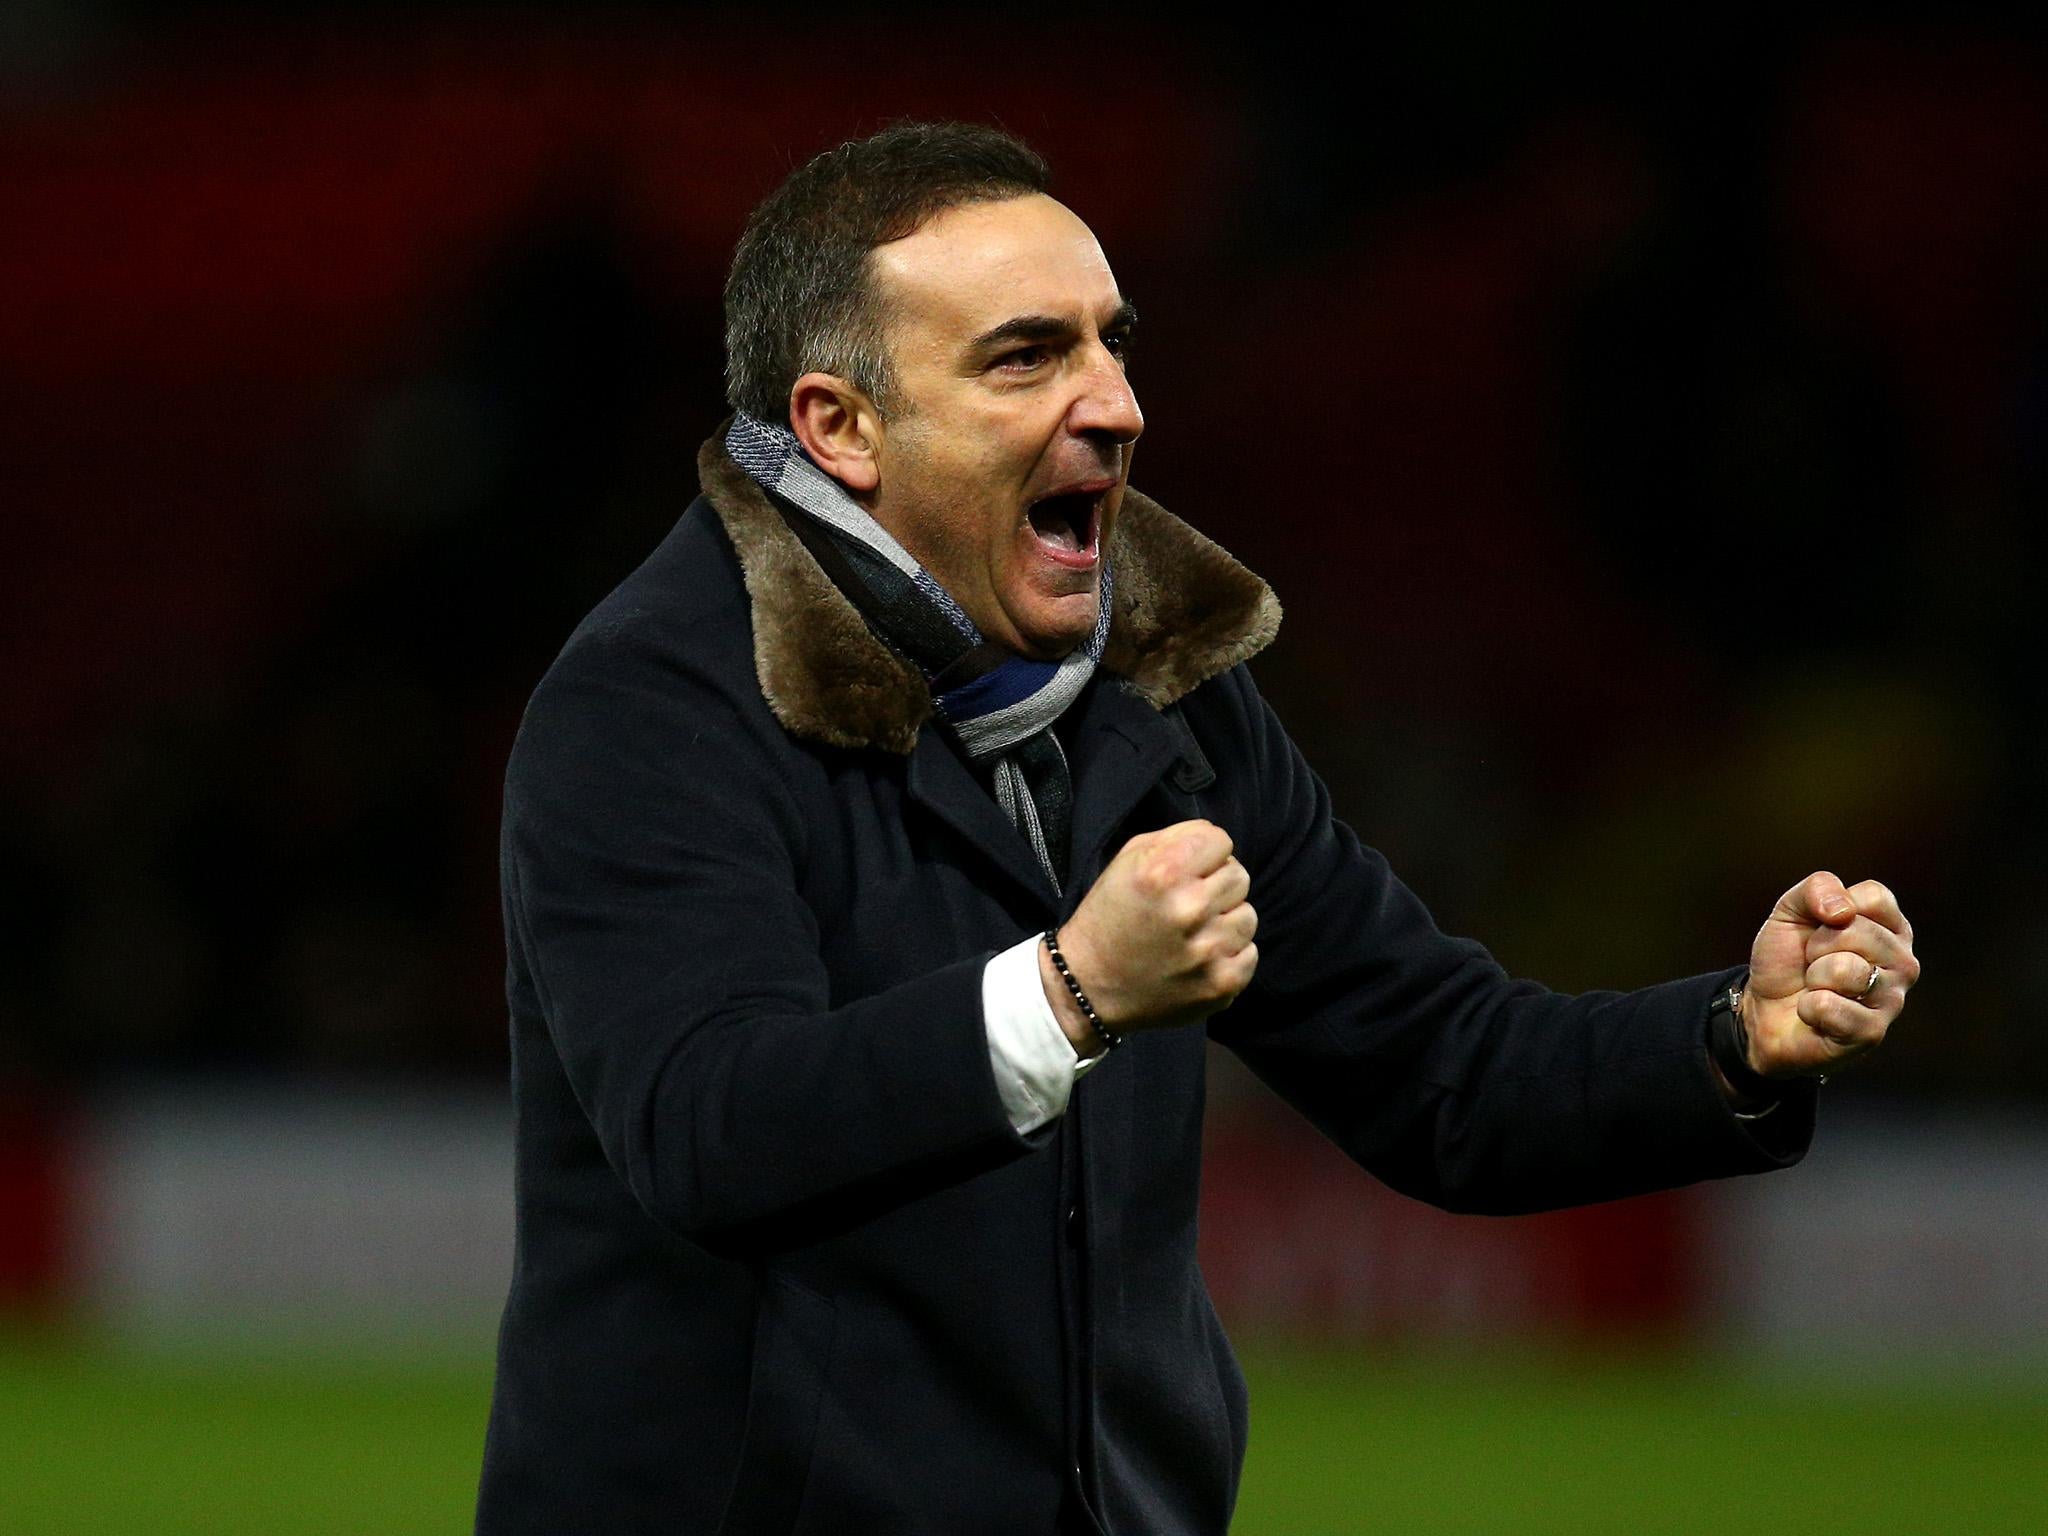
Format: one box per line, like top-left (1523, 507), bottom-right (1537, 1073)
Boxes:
top-left (1858, 962), bottom-right (1882, 1001)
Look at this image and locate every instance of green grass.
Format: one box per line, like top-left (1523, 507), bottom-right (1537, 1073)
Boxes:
top-left (1233, 1343), bottom-right (2048, 1535)
top-left (3, 1333), bottom-right (2043, 1533)
top-left (1, 1336), bottom-right (491, 1534)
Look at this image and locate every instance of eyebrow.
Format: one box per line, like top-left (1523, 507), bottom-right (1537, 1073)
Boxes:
top-left (968, 299), bottom-right (1139, 355)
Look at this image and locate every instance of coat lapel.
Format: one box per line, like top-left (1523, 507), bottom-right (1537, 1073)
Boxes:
top-left (1061, 679), bottom-right (1189, 901)
top-left (905, 729), bottom-right (1065, 908)
top-left (901, 677), bottom-right (1202, 915)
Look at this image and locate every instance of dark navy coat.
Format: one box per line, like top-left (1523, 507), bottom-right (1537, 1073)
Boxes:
top-left (476, 439), bottom-right (1813, 1535)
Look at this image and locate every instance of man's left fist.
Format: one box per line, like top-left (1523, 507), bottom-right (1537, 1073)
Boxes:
top-left (1742, 871), bottom-right (1919, 1079)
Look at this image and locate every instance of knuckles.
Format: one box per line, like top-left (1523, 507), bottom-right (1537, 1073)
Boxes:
top-left (1120, 820), bottom-right (1237, 913)
top-left (1131, 854), bottom-right (1177, 901)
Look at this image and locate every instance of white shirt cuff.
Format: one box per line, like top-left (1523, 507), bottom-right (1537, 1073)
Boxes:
top-left (983, 935), bottom-right (1103, 1135)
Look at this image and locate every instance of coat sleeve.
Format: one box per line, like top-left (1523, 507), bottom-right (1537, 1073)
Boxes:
top-left (501, 621), bottom-right (1029, 1254)
top-left (1198, 666), bottom-right (1816, 1215)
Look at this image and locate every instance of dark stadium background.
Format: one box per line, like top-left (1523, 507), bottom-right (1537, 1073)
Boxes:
top-left (3, 5), bottom-right (2044, 1532)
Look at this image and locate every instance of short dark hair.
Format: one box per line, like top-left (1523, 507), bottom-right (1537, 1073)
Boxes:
top-left (723, 121), bottom-right (1050, 423)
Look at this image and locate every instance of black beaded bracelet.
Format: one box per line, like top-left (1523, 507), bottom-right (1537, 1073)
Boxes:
top-left (1042, 929), bottom-right (1123, 1052)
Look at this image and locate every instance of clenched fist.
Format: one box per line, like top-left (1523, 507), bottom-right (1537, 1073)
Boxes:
top-left (1740, 870), bottom-right (1919, 1081)
top-left (1040, 820), bottom-right (1259, 1056)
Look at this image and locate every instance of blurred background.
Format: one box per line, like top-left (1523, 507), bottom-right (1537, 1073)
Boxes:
top-left (3, 3), bottom-right (2045, 1531)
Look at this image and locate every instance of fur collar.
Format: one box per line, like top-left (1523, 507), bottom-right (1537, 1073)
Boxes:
top-left (698, 431), bottom-right (1281, 754)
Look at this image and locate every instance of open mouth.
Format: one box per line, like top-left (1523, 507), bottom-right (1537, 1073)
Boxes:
top-left (1025, 484), bottom-right (1110, 562)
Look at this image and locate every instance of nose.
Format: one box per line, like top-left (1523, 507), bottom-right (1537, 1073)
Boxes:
top-left (1068, 342), bottom-right (1144, 448)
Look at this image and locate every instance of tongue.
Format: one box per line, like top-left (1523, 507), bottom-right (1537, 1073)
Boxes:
top-left (1029, 495), bottom-right (1087, 552)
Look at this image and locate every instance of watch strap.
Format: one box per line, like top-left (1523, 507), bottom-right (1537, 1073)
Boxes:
top-left (1707, 979), bottom-right (1784, 1114)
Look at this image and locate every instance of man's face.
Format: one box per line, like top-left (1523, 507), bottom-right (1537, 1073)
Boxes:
top-left (864, 194), bottom-right (1143, 660)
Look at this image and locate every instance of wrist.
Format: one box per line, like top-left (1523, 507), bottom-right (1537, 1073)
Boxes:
top-left (1037, 943), bottom-right (1101, 1058)
top-left (1040, 929), bottom-right (1121, 1059)
top-left (1707, 977), bottom-right (1781, 1112)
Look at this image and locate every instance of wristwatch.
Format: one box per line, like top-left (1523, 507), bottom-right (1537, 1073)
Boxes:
top-left (1706, 979), bottom-right (1784, 1118)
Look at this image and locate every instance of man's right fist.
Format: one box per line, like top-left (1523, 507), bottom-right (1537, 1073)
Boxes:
top-left (1041, 820), bottom-right (1259, 1054)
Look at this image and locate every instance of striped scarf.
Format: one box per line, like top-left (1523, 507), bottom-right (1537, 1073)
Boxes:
top-left (725, 412), bottom-right (1111, 892)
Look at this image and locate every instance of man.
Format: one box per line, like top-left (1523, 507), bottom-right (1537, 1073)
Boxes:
top-left (476, 123), bottom-right (1918, 1535)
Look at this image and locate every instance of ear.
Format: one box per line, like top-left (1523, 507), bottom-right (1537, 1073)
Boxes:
top-left (789, 373), bottom-right (883, 495)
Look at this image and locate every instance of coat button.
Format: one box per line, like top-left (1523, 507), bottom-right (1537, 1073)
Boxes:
top-left (1065, 1203), bottom-right (1082, 1246)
